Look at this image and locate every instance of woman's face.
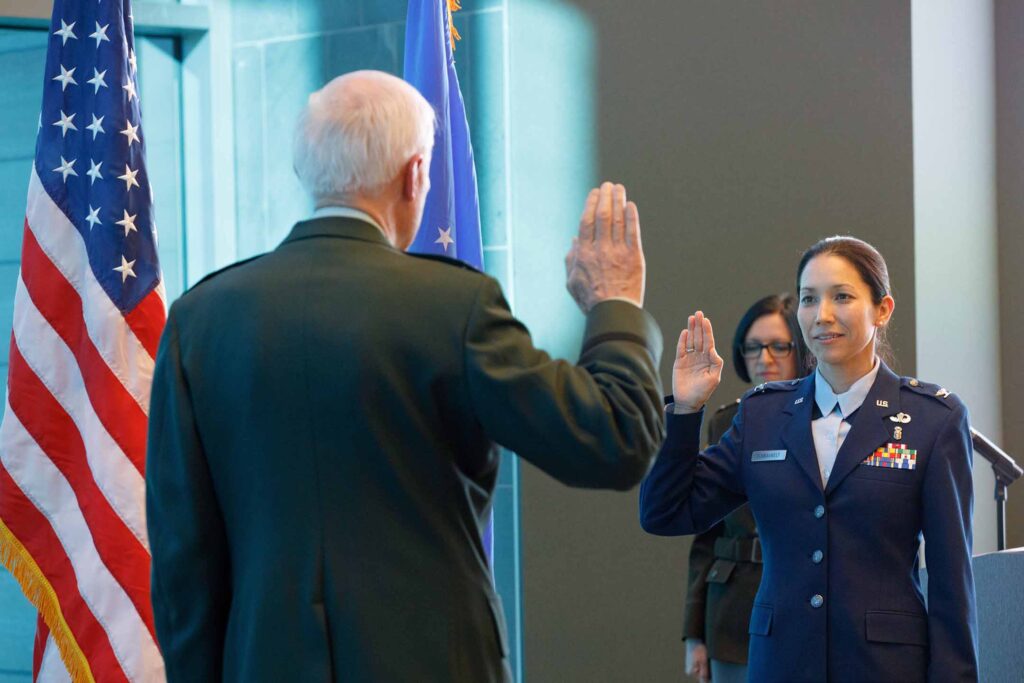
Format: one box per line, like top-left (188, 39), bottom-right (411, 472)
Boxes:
top-left (743, 313), bottom-right (799, 385)
top-left (797, 254), bottom-right (893, 374)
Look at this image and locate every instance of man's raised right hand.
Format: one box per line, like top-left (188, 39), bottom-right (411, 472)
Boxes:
top-left (564, 182), bottom-right (645, 313)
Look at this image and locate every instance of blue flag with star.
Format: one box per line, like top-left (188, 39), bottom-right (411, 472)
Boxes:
top-left (403, 0), bottom-right (490, 560)
top-left (403, 0), bottom-right (483, 269)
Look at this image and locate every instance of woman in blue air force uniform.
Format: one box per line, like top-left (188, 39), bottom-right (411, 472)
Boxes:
top-left (640, 236), bottom-right (978, 682)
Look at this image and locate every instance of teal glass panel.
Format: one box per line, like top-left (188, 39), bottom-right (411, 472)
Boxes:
top-left (0, 27), bottom-right (49, 679)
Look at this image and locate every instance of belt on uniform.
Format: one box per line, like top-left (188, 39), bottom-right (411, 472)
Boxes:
top-left (713, 536), bottom-right (762, 564)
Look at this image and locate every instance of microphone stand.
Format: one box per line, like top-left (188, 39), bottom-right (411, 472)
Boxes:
top-left (971, 428), bottom-right (1024, 551)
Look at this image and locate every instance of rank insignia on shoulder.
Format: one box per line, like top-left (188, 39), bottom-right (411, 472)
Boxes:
top-left (754, 383), bottom-right (766, 393)
top-left (863, 443), bottom-right (917, 470)
top-left (936, 387), bottom-right (951, 399)
top-left (909, 378), bottom-right (920, 387)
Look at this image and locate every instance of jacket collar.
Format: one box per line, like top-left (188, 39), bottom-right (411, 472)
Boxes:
top-left (280, 216), bottom-right (393, 249)
top-left (824, 361), bottom-right (902, 495)
top-left (779, 375), bottom-right (821, 491)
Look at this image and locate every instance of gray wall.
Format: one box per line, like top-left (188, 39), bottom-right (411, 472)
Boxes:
top-left (512, 2), bottom-right (915, 680)
top-left (995, 0), bottom-right (1024, 551)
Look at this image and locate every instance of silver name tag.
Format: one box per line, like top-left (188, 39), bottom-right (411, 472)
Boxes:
top-left (752, 450), bottom-right (787, 462)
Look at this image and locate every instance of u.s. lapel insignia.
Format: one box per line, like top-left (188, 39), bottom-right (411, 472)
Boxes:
top-left (875, 399), bottom-right (889, 408)
top-left (863, 443), bottom-right (918, 470)
top-left (889, 412), bottom-right (911, 424)
top-left (794, 397), bottom-right (804, 405)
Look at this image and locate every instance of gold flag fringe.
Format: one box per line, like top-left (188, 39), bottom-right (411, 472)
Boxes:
top-left (447, 0), bottom-right (463, 51)
top-left (0, 518), bottom-right (96, 683)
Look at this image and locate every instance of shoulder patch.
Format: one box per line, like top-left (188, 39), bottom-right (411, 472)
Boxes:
top-left (407, 252), bottom-right (481, 273)
top-left (185, 253), bottom-right (267, 294)
top-left (902, 377), bottom-right (955, 409)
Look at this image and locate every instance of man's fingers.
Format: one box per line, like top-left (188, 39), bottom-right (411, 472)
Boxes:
top-left (624, 201), bottom-right (641, 249)
top-left (578, 188), bottom-right (599, 243)
top-left (610, 183), bottom-right (626, 243)
top-left (594, 181), bottom-right (613, 242)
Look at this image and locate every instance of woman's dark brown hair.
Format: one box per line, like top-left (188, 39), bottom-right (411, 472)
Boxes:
top-left (796, 235), bottom-right (894, 366)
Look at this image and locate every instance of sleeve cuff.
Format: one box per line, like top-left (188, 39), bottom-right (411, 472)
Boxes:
top-left (663, 408), bottom-right (704, 451)
top-left (581, 299), bottom-right (663, 363)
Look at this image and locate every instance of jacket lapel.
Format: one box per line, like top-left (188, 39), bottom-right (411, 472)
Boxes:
top-left (824, 362), bottom-right (901, 496)
top-left (778, 377), bottom-right (821, 492)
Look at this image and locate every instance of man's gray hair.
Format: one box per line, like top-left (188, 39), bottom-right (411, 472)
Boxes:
top-left (293, 70), bottom-right (436, 201)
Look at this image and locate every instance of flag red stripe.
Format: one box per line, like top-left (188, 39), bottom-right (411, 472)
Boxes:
top-left (20, 226), bottom-right (147, 475)
top-left (123, 288), bottom-right (165, 360)
top-left (0, 462), bottom-right (131, 683)
top-left (8, 342), bottom-right (157, 640)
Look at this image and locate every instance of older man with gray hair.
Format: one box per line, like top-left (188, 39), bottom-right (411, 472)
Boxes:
top-left (146, 70), bottom-right (665, 682)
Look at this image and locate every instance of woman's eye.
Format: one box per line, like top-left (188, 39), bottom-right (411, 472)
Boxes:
top-left (800, 295), bottom-right (814, 304)
top-left (835, 293), bottom-right (852, 301)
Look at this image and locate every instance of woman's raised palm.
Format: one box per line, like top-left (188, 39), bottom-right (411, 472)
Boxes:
top-left (672, 310), bottom-right (724, 412)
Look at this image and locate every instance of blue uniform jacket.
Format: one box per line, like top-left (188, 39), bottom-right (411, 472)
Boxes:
top-left (640, 363), bottom-right (978, 682)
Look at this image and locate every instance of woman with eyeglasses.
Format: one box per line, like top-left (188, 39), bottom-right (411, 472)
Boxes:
top-left (641, 237), bottom-right (978, 682)
top-left (683, 295), bottom-right (810, 683)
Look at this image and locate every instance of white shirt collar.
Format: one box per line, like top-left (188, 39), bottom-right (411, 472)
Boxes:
top-left (814, 359), bottom-right (880, 419)
top-left (311, 206), bottom-right (387, 238)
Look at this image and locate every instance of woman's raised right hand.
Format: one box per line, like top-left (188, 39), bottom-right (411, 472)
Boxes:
top-left (672, 311), bottom-right (724, 413)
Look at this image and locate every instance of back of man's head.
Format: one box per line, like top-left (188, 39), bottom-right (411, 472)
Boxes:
top-left (293, 70), bottom-right (435, 203)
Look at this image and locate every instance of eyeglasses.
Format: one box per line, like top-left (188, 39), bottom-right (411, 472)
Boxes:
top-left (740, 341), bottom-right (795, 359)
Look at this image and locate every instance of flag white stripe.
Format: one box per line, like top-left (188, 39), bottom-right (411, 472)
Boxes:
top-left (38, 634), bottom-right (73, 683)
top-left (25, 168), bottom-right (154, 415)
top-left (0, 402), bottom-right (164, 683)
top-left (12, 275), bottom-right (148, 547)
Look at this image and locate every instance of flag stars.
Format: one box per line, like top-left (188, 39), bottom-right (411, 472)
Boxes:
top-left (87, 68), bottom-right (108, 93)
top-left (115, 210), bottom-right (138, 236)
top-left (128, 48), bottom-right (137, 74)
top-left (86, 159), bottom-right (103, 184)
top-left (53, 156), bottom-right (77, 182)
top-left (117, 164), bottom-right (140, 191)
top-left (435, 226), bottom-right (455, 252)
top-left (89, 22), bottom-right (110, 48)
top-left (52, 65), bottom-right (77, 91)
top-left (122, 77), bottom-right (137, 103)
top-left (86, 114), bottom-right (105, 139)
top-left (113, 255), bottom-right (137, 283)
top-left (85, 205), bottom-right (102, 230)
top-left (54, 20), bottom-right (76, 45)
top-left (120, 120), bottom-right (140, 147)
top-left (53, 110), bottom-right (77, 137)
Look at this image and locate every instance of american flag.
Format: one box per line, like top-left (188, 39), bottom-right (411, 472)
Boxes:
top-left (0, 0), bottom-right (166, 681)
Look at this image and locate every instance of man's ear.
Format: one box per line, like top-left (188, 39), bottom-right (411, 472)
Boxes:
top-left (402, 153), bottom-right (427, 201)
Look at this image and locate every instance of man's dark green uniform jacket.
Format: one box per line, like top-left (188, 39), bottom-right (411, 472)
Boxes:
top-left (146, 217), bottom-right (665, 682)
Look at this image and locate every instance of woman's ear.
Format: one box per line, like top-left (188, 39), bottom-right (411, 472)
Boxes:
top-left (876, 295), bottom-right (895, 326)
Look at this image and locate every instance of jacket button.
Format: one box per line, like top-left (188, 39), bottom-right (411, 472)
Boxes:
top-left (810, 594), bottom-right (824, 608)
top-left (812, 550), bottom-right (823, 564)
top-left (814, 505), bottom-right (825, 518)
